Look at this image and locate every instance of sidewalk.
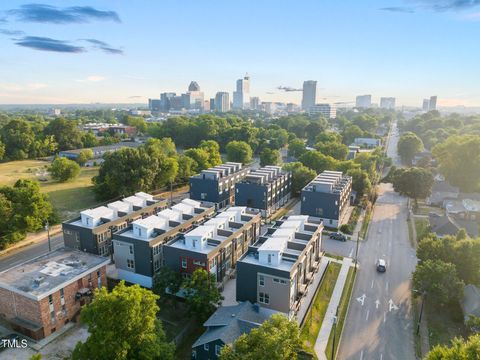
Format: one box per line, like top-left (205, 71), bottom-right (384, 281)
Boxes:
top-left (0, 225), bottom-right (62, 256)
top-left (314, 257), bottom-right (353, 360)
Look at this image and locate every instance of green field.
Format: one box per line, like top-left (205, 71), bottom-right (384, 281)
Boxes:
top-left (0, 160), bottom-right (100, 220)
top-left (300, 263), bottom-right (342, 357)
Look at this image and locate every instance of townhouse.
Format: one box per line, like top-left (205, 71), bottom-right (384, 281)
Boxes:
top-left (300, 170), bottom-right (352, 228)
top-left (189, 162), bottom-right (250, 209)
top-left (111, 199), bottom-right (214, 288)
top-left (164, 206), bottom-right (261, 284)
top-left (62, 192), bottom-right (167, 256)
top-left (0, 248), bottom-right (109, 340)
top-left (234, 166), bottom-right (292, 217)
top-left (236, 215), bottom-right (324, 323)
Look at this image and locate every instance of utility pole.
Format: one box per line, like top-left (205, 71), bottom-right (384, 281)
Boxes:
top-left (331, 308), bottom-right (338, 360)
top-left (417, 292), bottom-right (426, 335)
top-left (44, 220), bottom-right (51, 252)
top-left (354, 233), bottom-right (360, 271)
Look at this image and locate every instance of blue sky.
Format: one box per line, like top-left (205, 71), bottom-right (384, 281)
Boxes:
top-left (0, 0), bottom-right (479, 106)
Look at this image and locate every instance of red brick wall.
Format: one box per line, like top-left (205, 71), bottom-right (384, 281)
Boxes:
top-left (0, 265), bottom-right (107, 339)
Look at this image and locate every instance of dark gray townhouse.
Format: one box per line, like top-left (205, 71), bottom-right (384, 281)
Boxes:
top-left (189, 162), bottom-right (249, 209)
top-left (300, 170), bottom-right (352, 228)
top-left (62, 192), bottom-right (167, 256)
top-left (236, 215), bottom-right (324, 323)
top-left (163, 206), bottom-right (261, 284)
top-left (111, 199), bottom-right (214, 288)
top-left (234, 166), bottom-right (292, 217)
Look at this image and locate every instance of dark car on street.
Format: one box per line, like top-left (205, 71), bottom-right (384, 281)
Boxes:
top-left (329, 232), bottom-right (347, 242)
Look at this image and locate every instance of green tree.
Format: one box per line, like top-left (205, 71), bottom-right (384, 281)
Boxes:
top-left (283, 162), bottom-right (316, 195)
top-left (219, 314), bottom-right (301, 360)
top-left (0, 119), bottom-right (36, 160)
top-left (226, 141), bottom-right (253, 164)
top-left (76, 149), bottom-right (94, 166)
top-left (260, 148), bottom-right (281, 166)
top-left (466, 315), bottom-right (480, 333)
top-left (341, 124), bottom-right (364, 145)
top-left (397, 132), bottom-right (423, 165)
top-left (347, 168), bottom-right (372, 199)
top-left (299, 151), bottom-right (337, 174)
top-left (72, 281), bottom-right (175, 360)
top-left (126, 116), bottom-right (147, 133)
top-left (183, 268), bottom-right (223, 322)
top-left (432, 135), bottom-right (480, 192)
top-left (152, 267), bottom-right (183, 306)
top-left (392, 167), bottom-right (433, 205)
top-left (49, 157), bottom-right (81, 182)
top-left (199, 140), bottom-right (222, 166)
top-left (287, 138), bottom-right (306, 158)
top-left (81, 130), bottom-right (98, 148)
top-left (412, 259), bottom-right (464, 306)
top-left (0, 140), bottom-right (5, 161)
top-left (44, 118), bottom-right (83, 151)
top-left (177, 154), bottom-right (197, 182)
top-left (184, 148), bottom-right (211, 172)
top-left (424, 334), bottom-right (480, 359)
top-left (314, 141), bottom-right (349, 160)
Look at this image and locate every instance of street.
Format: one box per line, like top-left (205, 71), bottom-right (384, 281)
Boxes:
top-left (337, 123), bottom-right (417, 360)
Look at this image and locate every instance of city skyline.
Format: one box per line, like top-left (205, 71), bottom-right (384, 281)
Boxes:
top-left (0, 0), bottom-right (480, 106)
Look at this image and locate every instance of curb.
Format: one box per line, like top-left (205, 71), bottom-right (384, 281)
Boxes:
top-left (0, 226), bottom-right (62, 256)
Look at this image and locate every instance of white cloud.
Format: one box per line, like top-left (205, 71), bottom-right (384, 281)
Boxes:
top-left (0, 82), bottom-right (48, 91)
top-left (76, 75), bottom-right (106, 83)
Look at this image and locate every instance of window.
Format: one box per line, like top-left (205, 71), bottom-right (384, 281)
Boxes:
top-left (193, 260), bottom-right (205, 267)
top-left (273, 278), bottom-right (279, 283)
top-left (201, 193), bottom-right (207, 200)
top-left (154, 259), bottom-right (161, 271)
top-left (182, 258), bottom-right (187, 268)
top-left (215, 345), bottom-right (222, 356)
top-left (259, 292), bottom-right (270, 304)
top-left (127, 259), bottom-right (135, 269)
top-left (259, 275), bottom-right (265, 286)
top-left (48, 294), bottom-right (53, 305)
top-left (268, 254), bottom-right (272, 264)
top-left (204, 343), bottom-right (209, 351)
top-left (129, 245), bottom-right (133, 254)
top-left (315, 208), bottom-right (324, 216)
top-left (280, 279), bottom-right (287, 284)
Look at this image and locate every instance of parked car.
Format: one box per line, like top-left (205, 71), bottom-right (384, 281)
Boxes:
top-left (376, 259), bottom-right (387, 273)
top-left (329, 232), bottom-right (347, 242)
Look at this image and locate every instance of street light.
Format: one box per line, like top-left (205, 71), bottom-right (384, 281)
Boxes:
top-left (413, 289), bottom-right (427, 335)
top-left (44, 220), bottom-right (51, 252)
top-left (331, 312), bottom-right (338, 360)
top-left (354, 233), bottom-right (360, 272)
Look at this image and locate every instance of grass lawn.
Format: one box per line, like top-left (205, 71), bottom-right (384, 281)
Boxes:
top-left (0, 160), bottom-right (100, 221)
top-left (300, 263), bottom-right (342, 357)
top-left (414, 217), bottom-right (430, 242)
top-left (359, 208), bottom-right (372, 240)
top-left (325, 267), bottom-right (356, 360)
top-left (426, 299), bottom-right (468, 348)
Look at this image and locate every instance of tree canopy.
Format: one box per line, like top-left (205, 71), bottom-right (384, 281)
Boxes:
top-left (391, 167), bottom-right (433, 202)
top-left (424, 334), bottom-right (480, 360)
top-left (226, 141), bottom-right (253, 164)
top-left (397, 132), bottom-right (423, 165)
top-left (260, 148), bottom-right (281, 166)
top-left (49, 157), bottom-right (81, 182)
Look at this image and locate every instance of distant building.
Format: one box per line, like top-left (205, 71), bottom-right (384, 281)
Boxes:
top-left (130, 109), bottom-right (151, 116)
top-left (148, 99), bottom-right (162, 112)
top-left (353, 137), bottom-right (382, 148)
top-left (236, 215), bottom-right (325, 322)
top-left (308, 103), bottom-right (336, 119)
top-left (187, 81), bottom-right (205, 110)
top-left (112, 199), bottom-right (214, 288)
top-left (429, 96), bottom-right (437, 111)
top-left (48, 108), bottom-right (61, 116)
top-left (287, 103), bottom-right (297, 113)
top-left (0, 248), bottom-right (109, 340)
top-left (190, 162), bottom-right (249, 209)
top-left (160, 92), bottom-right (177, 111)
top-left (250, 96), bottom-right (260, 110)
top-left (263, 102), bottom-right (276, 114)
top-left (235, 166), bottom-right (292, 217)
top-left (191, 302), bottom-right (279, 360)
top-left (58, 141), bottom-right (141, 165)
top-left (422, 99), bottom-right (430, 112)
top-left (301, 80), bottom-right (317, 111)
top-left (300, 171), bottom-right (352, 228)
top-left (164, 206), bottom-right (261, 284)
top-left (62, 192), bottom-right (167, 256)
top-left (188, 81), bottom-right (201, 92)
top-left (356, 95), bottom-right (372, 108)
top-left (210, 98), bottom-right (215, 111)
top-left (233, 74), bottom-right (250, 110)
top-left (380, 97), bottom-right (396, 109)
top-left (215, 92), bottom-right (230, 112)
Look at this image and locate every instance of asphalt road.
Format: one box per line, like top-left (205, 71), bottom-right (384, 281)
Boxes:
top-left (337, 123), bottom-right (418, 360)
top-left (0, 233), bottom-right (64, 272)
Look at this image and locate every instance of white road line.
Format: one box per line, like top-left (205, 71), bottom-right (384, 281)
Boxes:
top-left (386, 281), bottom-right (389, 292)
top-left (384, 312), bottom-right (386, 323)
top-left (371, 280), bottom-right (374, 288)
top-left (366, 310), bottom-right (370, 321)
top-left (360, 350), bottom-right (364, 360)
top-left (380, 353), bottom-right (383, 360)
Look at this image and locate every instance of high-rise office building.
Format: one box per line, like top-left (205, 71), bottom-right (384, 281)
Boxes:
top-left (188, 81), bottom-right (200, 92)
top-left (308, 104), bottom-right (336, 119)
top-left (250, 97), bottom-right (260, 110)
top-left (215, 92), bottom-right (230, 112)
top-left (380, 97), bottom-right (396, 109)
top-left (422, 99), bottom-right (430, 112)
top-left (429, 96), bottom-right (437, 111)
top-left (210, 98), bottom-right (215, 111)
top-left (186, 81), bottom-right (204, 110)
top-left (301, 80), bottom-right (317, 110)
top-left (160, 92), bottom-right (176, 111)
top-left (233, 74), bottom-right (250, 109)
top-left (356, 95), bottom-right (372, 108)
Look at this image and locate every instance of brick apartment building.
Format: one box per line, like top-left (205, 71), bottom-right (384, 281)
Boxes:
top-left (0, 248), bottom-right (109, 340)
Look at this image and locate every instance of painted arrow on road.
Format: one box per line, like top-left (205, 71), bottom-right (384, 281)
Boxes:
top-left (375, 299), bottom-right (380, 309)
top-left (388, 299), bottom-right (399, 312)
top-left (356, 294), bottom-right (366, 306)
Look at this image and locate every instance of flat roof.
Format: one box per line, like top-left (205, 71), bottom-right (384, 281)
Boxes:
top-left (0, 248), bottom-right (110, 301)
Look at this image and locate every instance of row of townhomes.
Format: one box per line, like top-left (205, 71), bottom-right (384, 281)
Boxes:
top-left (62, 192), bottom-right (168, 256)
top-left (193, 215), bottom-right (325, 360)
top-left (234, 166), bottom-right (292, 217)
top-left (301, 170), bottom-right (353, 228)
top-left (189, 162), bottom-right (249, 209)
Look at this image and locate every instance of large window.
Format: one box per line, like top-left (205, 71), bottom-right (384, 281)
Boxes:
top-left (182, 258), bottom-right (187, 268)
top-left (127, 259), bottom-right (135, 269)
top-left (259, 275), bottom-right (265, 286)
top-left (259, 292), bottom-right (270, 304)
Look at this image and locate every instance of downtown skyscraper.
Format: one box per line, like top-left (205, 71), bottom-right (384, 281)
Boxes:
top-left (233, 74), bottom-right (251, 110)
top-left (301, 80), bottom-right (317, 110)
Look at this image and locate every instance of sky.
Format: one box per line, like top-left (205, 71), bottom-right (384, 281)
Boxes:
top-left (0, 0), bottom-right (480, 107)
